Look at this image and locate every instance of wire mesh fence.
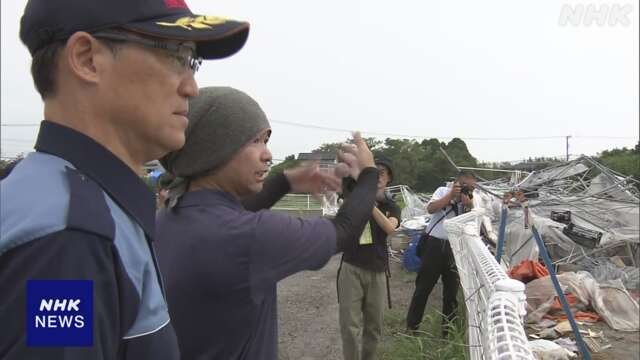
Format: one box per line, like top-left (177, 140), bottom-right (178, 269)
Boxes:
top-left (444, 210), bottom-right (534, 360)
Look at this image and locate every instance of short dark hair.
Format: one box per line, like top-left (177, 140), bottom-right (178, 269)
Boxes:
top-left (30, 37), bottom-right (121, 99)
top-left (456, 170), bottom-right (476, 180)
top-left (374, 154), bottom-right (394, 184)
top-left (30, 40), bottom-right (65, 99)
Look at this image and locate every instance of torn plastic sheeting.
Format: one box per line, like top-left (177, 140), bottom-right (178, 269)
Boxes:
top-left (531, 215), bottom-right (604, 258)
top-left (528, 339), bottom-right (577, 360)
top-left (553, 338), bottom-right (579, 355)
top-left (519, 163), bottom-right (590, 189)
top-left (499, 205), bottom-right (638, 267)
top-left (588, 278), bottom-right (639, 332)
top-left (483, 172), bottom-right (638, 263)
top-left (472, 191), bottom-right (499, 244)
top-left (503, 211), bottom-right (636, 268)
top-left (586, 173), bottom-right (639, 202)
top-left (499, 213), bottom-right (603, 268)
top-left (390, 185), bottom-right (430, 220)
top-left (503, 213), bottom-right (539, 268)
top-left (531, 201), bottom-right (638, 249)
top-left (588, 259), bottom-right (640, 292)
top-left (525, 272), bottom-right (640, 331)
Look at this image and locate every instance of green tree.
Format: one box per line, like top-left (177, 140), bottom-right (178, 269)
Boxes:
top-left (312, 137), bottom-right (382, 154)
top-left (269, 154), bottom-right (300, 175)
top-left (372, 137), bottom-right (479, 192)
top-left (377, 138), bottom-right (423, 189)
top-left (598, 142), bottom-right (640, 183)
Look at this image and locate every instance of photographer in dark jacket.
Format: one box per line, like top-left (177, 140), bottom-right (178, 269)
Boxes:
top-left (406, 171), bottom-right (476, 336)
top-left (337, 155), bottom-right (401, 360)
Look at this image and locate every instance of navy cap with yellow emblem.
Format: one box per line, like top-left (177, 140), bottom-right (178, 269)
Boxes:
top-left (20, 0), bottom-right (249, 60)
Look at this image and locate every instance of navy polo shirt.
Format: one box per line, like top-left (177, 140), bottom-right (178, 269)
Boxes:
top-left (0, 121), bottom-right (179, 359)
top-left (156, 189), bottom-right (336, 360)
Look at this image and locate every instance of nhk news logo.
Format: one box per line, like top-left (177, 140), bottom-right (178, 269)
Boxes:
top-left (27, 280), bottom-right (93, 347)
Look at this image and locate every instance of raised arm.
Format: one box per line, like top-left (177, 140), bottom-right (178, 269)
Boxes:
top-left (372, 206), bottom-right (399, 236)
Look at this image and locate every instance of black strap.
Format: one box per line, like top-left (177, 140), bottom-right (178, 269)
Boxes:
top-left (418, 206), bottom-right (456, 257)
top-left (336, 254), bottom-right (345, 303)
top-left (452, 202), bottom-right (460, 217)
top-left (385, 267), bottom-right (392, 309)
top-left (425, 206), bottom-right (455, 237)
top-left (385, 237), bottom-right (392, 309)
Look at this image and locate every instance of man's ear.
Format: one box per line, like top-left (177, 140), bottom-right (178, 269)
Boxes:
top-left (64, 32), bottom-right (110, 85)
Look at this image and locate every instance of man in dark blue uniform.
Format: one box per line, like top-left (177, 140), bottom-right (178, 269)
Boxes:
top-left (0, 1), bottom-right (249, 358)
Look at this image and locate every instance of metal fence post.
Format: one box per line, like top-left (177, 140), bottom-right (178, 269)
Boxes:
top-left (495, 206), bottom-right (508, 263)
top-left (531, 225), bottom-right (591, 360)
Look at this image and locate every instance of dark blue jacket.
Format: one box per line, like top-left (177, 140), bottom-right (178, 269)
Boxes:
top-left (0, 121), bottom-right (179, 359)
top-left (156, 189), bottom-right (336, 360)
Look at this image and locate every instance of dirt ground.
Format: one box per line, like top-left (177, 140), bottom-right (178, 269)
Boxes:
top-left (576, 322), bottom-right (639, 360)
top-left (526, 320), bottom-right (640, 360)
top-left (277, 253), bottom-right (639, 360)
top-left (277, 254), bottom-right (438, 360)
top-left (277, 255), bottom-right (342, 360)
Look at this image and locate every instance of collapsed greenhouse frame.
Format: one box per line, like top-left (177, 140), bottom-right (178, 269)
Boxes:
top-left (389, 155), bottom-right (639, 358)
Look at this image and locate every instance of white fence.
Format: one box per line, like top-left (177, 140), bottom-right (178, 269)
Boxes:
top-left (321, 184), bottom-right (431, 218)
top-left (444, 210), bottom-right (534, 360)
top-left (272, 194), bottom-right (322, 211)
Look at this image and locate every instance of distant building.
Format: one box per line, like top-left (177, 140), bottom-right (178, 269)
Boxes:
top-left (297, 152), bottom-right (337, 172)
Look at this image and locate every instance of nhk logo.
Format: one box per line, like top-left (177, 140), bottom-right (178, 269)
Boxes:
top-left (27, 280), bottom-right (93, 347)
top-left (559, 3), bottom-right (633, 27)
top-left (35, 299), bottom-right (85, 328)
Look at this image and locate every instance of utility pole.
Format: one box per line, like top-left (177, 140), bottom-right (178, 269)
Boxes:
top-left (565, 135), bottom-right (572, 161)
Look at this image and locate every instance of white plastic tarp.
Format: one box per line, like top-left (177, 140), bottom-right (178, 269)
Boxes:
top-left (525, 272), bottom-right (640, 331)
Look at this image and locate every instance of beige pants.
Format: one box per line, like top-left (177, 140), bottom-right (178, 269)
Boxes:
top-left (338, 262), bottom-right (386, 360)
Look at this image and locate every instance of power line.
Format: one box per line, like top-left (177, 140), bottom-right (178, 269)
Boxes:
top-left (2, 121), bottom-right (636, 142)
top-left (270, 119), bottom-right (560, 140)
top-left (269, 119), bottom-right (637, 141)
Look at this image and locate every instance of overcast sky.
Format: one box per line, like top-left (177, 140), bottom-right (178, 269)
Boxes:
top-left (2, 0), bottom-right (638, 164)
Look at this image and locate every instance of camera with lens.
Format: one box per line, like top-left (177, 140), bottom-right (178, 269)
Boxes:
top-left (460, 184), bottom-right (473, 199)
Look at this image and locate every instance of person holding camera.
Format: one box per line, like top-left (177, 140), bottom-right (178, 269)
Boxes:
top-left (337, 155), bottom-right (401, 360)
top-left (406, 170), bottom-right (476, 336)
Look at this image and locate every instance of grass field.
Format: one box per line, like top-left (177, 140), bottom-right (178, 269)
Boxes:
top-left (273, 192), bottom-right (472, 359)
top-left (379, 269), bottom-right (469, 360)
top-left (380, 309), bottom-right (468, 360)
top-left (272, 194), bottom-right (323, 210)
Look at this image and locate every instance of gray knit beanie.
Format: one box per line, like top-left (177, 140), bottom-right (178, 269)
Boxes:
top-left (160, 86), bottom-right (270, 207)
